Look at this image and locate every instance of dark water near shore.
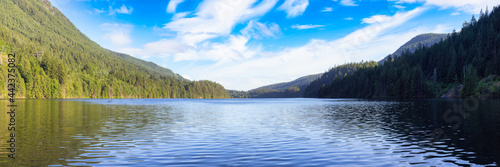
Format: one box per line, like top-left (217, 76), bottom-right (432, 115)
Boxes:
top-left (0, 98), bottom-right (499, 166)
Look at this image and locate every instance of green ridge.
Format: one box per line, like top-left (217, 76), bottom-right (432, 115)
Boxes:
top-left (0, 0), bottom-right (229, 99)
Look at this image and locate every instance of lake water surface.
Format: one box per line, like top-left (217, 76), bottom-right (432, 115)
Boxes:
top-left (0, 98), bottom-right (499, 166)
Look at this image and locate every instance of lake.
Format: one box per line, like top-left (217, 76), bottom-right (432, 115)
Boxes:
top-left (0, 98), bottom-right (499, 166)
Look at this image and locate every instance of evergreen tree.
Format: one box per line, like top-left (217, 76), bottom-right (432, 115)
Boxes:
top-left (461, 65), bottom-right (479, 97)
top-left (0, 0), bottom-right (230, 99)
top-left (315, 6), bottom-right (500, 99)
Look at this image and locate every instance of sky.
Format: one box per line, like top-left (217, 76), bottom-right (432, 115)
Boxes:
top-left (48, 0), bottom-right (498, 91)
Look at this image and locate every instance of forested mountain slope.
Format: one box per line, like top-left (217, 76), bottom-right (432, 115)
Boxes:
top-left (318, 6), bottom-right (500, 98)
top-left (253, 73), bottom-right (321, 91)
top-left (108, 50), bottom-right (186, 81)
top-left (378, 33), bottom-right (449, 65)
top-left (303, 61), bottom-right (378, 98)
top-left (0, 0), bottom-right (229, 99)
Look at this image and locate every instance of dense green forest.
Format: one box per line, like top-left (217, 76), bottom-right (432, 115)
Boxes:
top-left (108, 50), bottom-right (186, 81)
top-left (229, 86), bottom-right (303, 98)
top-left (0, 0), bottom-right (229, 99)
top-left (303, 61), bottom-right (378, 97)
top-left (317, 6), bottom-right (500, 98)
top-left (229, 61), bottom-right (378, 98)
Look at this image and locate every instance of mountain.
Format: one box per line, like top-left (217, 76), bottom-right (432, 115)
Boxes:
top-left (378, 33), bottom-right (449, 65)
top-left (318, 7), bottom-right (500, 98)
top-left (303, 61), bottom-right (378, 98)
top-left (229, 73), bottom-right (321, 98)
top-left (238, 33), bottom-right (448, 99)
top-left (108, 50), bottom-right (186, 81)
top-left (253, 73), bottom-right (321, 91)
top-left (0, 0), bottom-right (229, 99)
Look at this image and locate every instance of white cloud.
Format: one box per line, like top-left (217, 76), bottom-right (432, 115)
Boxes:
top-left (425, 0), bottom-right (495, 14)
top-left (173, 35), bottom-right (258, 63)
top-left (344, 17), bottom-right (354, 20)
top-left (291, 24), bottom-right (325, 30)
top-left (120, 0), bottom-right (279, 61)
top-left (143, 39), bottom-right (194, 55)
top-left (122, 35), bottom-right (258, 63)
top-left (171, 12), bottom-right (190, 20)
top-left (361, 15), bottom-right (392, 24)
top-left (175, 7), bottom-right (429, 90)
top-left (451, 12), bottom-right (460, 15)
top-left (241, 20), bottom-right (281, 39)
top-left (93, 8), bottom-right (105, 14)
top-left (163, 0), bottom-right (278, 46)
top-left (393, 5), bottom-right (406, 9)
top-left (124, 7), bottom-right (429, 90)
top-left (109, 5), bottom-right (133, 15)
top-left (101, 23), bottom-right (133, 46)
top-left (118, 48), bottom-right (144, 57)
top-left (278, 0), bottom-right (309, 18)
top-left (393, 0), bottom-right (418, 3)
top-left (340, 0), bottom-right (358, 6)
top-left (181, 74), bottom-right (192, 80)
top-left (120, 2), bottom-right (449, 91)
top-left (394, 0), bottom-right (496, 14)
top-left (321, 7), bottom-right (333, 12)
top-left (167, 0), bottom-right (185, 13)
top-left (153, 26), bottom-right (176, 37)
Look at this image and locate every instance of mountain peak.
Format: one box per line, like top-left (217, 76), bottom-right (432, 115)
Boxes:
top-left (379, 33), bottom-right (449, 65)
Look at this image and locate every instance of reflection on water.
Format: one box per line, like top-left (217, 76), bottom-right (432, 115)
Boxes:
top-left (0, 99), bottom-right (499, 166)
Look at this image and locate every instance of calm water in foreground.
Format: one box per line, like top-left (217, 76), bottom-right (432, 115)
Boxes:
top-left (0, 98), bottom-right (499, 166)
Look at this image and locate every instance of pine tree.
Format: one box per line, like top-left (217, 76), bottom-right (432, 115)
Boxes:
top-left (446, 46), bottom-right (458, 83)
top-left (471, 15), bottom-right (477, 25)
top-left (461, 65), bottom-right (479, 97)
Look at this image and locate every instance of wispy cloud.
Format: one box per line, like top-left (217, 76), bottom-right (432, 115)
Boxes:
top-left (361, 15), bottom-right (392, 24)
top-left (163, 0), bottom-right (278, 46)
top-left (172, 35), bottom-right (258, 63)
top-left (340, 0), bottom-right (358, 6)
top-left (167, 0), bottom-right (185, 13)
top-left (181, 74), bottom-right (192, 80)
top-left (93, 8), bottom-right (105, 14)
top-left (291, 24), bottom-right (325, 30)
top-left (109, 4), bottom-right (133, 15)
top-left (278, 0), bottom-right (309, 18)
top-left (114, 2), bottom-right (444, 91)
top-left (121, 6), bottom-right (429, 91)
top-left (393, 5), bottom-right (406, 9)
top-left (101, 23), bottom-right (133, 46)
top-left (321, 7), bottom-right (333, 12)
top-left (171, 12), bottom-right (190, 20)
top-left (118, 0), bottom-right (278, 61)
top-left (164, 7), bottom-right (429, 90)
top-left (394, 0), bottom-right (418, 3)
top-left (241, 20), bottom-right (281, 39)
top-left (451, 12), bottom-right (460, 15)
top-left (344, 17), bottom-right (354, 20)
top-left (395, 0), bottom-right (497, 14)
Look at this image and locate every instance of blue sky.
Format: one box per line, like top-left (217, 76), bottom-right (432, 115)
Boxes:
top-left (48, 0), bottom-right (497, 90)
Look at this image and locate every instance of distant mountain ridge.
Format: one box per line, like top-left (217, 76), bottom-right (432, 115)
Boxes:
top-left (251, 73), bottom-right (322, 91)
top-left (237, 33), bottom-right (450, 98)
top-left (228, 73), bottom-right (321, 98)
top-left (379, 33), bottom-right (449, 65)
